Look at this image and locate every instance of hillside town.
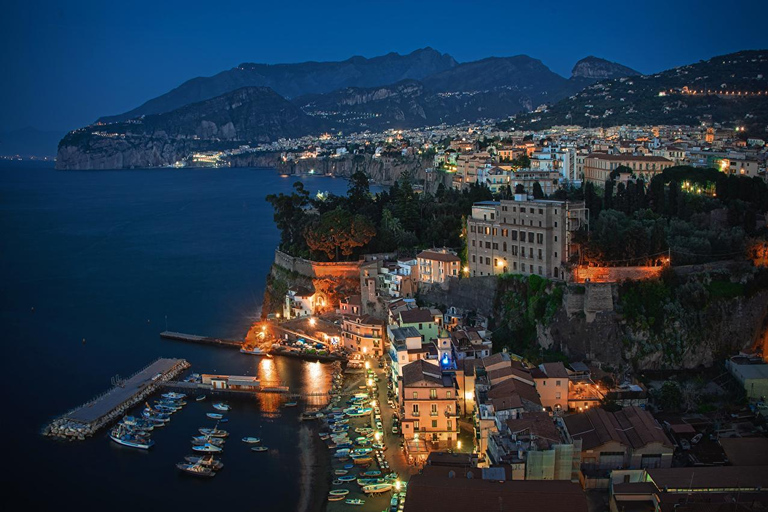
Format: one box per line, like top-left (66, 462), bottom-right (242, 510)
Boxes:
top-left (260, 123), bottom-right (768, 512)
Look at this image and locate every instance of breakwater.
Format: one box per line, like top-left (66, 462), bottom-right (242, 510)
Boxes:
top-left (43, 358), bottom-right (190, 441)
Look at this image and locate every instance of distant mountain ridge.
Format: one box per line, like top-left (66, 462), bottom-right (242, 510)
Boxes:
top-left (98, 48), bottom-right (458, 123)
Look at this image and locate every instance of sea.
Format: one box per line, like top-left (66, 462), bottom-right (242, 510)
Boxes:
top-left (0, 162), bottom-right (358, 511)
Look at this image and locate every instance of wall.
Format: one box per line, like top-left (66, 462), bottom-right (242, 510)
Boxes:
top-left (274, 250), bottom-right (361, 279)
top-left (419, 276), bottom-right (498, 317)
top-left (573, 266), bottom-right (664, 283)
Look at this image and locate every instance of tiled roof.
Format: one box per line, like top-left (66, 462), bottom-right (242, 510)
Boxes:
top-left (505, 411), bottom-right (561, 447)
top-left (540, 362), bottom-right (569, 379)
top-left (647, 466), bottom-right (768, 489)
top-left (719, 438), bottom-right (768, 466)
top-left (417, 250), bottom-right (461, 263)
top-left (402, 359), bottom-right (449, 388)
top-left (563, 406), bottom-right (672, 451)
top-left (400, 308), bottom-right (434, 324)
top-left (403, 476), bottom-right (587, 512)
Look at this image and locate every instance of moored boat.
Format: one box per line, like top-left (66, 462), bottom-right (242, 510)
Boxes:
top-left (184, 455), bottom-right (224, 470)
top-left (241, 437), bottom-right (261, 444)
top-left (362, 483), bottom-right (393, 495)
top-left (212, 403), bottom-right (230, 411)
top-left (109, 426), bottom-right (154, 450)
top-left (206, 413), bottom-right (224, 420)
top-left (196, 395), bottom-right (206, 402)
top-left (176, 462), bottom-right (215, 478)
top-left (251, 446), bottom-right (268, 452)
top-left (162, 392), bottom-right (186, 400)
top-left (192, 443), bottom-right (222, 453)
top-left (198, 428), bottom-right (229, 438)
top-left (345, 499), bottom-right (365, 506)
top-left (329, 489), bottom-right (349, 496)
top-left (284, 402), bottom-right (298, 407)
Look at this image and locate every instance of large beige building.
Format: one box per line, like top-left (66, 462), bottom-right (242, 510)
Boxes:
top-left (466, 196), bottom-right (587, 280)
top-left (583, 153), bottom-right (673, 184)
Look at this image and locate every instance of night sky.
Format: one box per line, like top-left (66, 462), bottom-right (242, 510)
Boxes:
top-left (2, 0), bottom-right (767, 133)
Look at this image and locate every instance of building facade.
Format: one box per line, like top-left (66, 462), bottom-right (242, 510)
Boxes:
top-left (466, 197), bottom-right (587, 280)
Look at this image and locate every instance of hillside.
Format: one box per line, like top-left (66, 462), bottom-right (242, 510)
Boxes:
top-left (57, 87), bottom-right (325, 170)
top-left (504, 50), bottom-right (768, 130)
top-left (98, 48), bottom-right (458, 123)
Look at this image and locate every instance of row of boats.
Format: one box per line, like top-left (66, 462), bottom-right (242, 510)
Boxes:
top-left (109, 392), bottom-right (189, 449)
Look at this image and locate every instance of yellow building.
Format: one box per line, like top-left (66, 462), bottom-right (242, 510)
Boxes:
top-left (583, 153), bottom-right (673, 184)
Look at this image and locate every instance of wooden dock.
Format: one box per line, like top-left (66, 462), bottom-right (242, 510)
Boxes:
top-left (44, 357), bottom-right (190, 440)
top-left (159, 331), bottom-right (242, 348)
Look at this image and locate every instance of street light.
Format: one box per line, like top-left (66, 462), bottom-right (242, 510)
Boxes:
top-left (309, 317), bottom-right (317, 327)
top-left (364, 361), bottom-right (370, 370)
top-left (395, 480), bottom-right (401, 491)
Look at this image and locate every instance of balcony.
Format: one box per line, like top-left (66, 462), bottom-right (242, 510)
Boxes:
top-left (430, 411), bottom-right (439, 417)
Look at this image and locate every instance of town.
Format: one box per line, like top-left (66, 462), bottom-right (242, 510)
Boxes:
top-left (256, 123), bottom-right (768, 512)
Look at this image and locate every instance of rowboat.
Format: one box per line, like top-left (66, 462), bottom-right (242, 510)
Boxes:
top-left (329, 489), bottom-right (349, 496)
top-left (206, 413), bottom-right (224, 420)
top-left (284, 402), bottom-right (298, 407)
top-left (362, 483), bottom-right (393, 495)
top-left (357, 478), bottom-right (384, 486)
top-left (334, 469), bottom-right (348, 475)
top-left (353, 457), bottom-right (373, 465)
top-left (242, 437), bottom-right (261, 444)
top-left (184, 455), bottom-right (224, 470)
top-left (327, 495), bottom-right (344, 502)
top-left (345, 499), bottom-right (365, 506)
top-left (332, 479), bottom-right (343, 485)
top-left (196, 395), bottom-right (206, 402)
top-left (361, 470), bottom-right (381, 477)
top-left (212, 403), bottom-right (230, 411)
top-left (162, 392), bottom-right (186, 400)
top-left (192, 436), bottom-right (224, 446)
top-left (251, 446), bottom-right (268, 452)
top-left (338, 475), bottom-right (356, 482)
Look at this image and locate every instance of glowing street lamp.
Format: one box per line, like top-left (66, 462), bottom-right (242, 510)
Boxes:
top-left (309, 317), bottom-right (317, 327)
top-left (457, 440), bottom-right (462, 450)
top-left (364, 361), bottom-right (370, 370)
top-left (395, 480), bottom-right (401, 491)
top-left (367, 378), bottom-right (373, 387)
top-left (374, 432), bottom-right (381, 441)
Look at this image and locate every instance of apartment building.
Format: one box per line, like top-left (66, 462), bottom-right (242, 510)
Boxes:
top-left (466, 196), bottom-right (587, 280)
top-left (416, 249), bottom-right (461, 284)
top-left (583, 153), bottom-right (673, 184)
top-left (454, 152), bottom-right (492, 190)
top-left (531, 362), bottom-right (570, 412)
top-left (342, 314), bottom-right (386, 357)
top-left (400, 359), bottom-right (459, 458)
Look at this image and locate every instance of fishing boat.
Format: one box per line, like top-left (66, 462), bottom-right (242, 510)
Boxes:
top-left (142, 410), bottom-right (170, 422)
top-left (196, 395), bottom-right (206, 402)
top-left (184, 455), bottom-right (224, 470)
top-left (251, 446), bottom-right (268, 452)
top-left (176, 462), bottom-right (215, 478)
top-left (192, 443), bottom-right (222, 453)
top-left (345, 499), bottom-right (365, 506)
top-left (332, 479), bottom-right (343, 485)
top-left (206, 413), bottom-right (224, 420)
top-left (192, 436), bottom-right (224, 446)
top-left (327, 495), bottom-right (344, 502)
top-left (120, 416), bottom-right (154, 431)
top-left (334, 469), bottom-right (348, 475)
top-left (362, 483), bottom-right (393, 495)
top-left (162, 392), bottom-right (186, 400)
top-left (353, 457), bottom-right (373, 465)
top-left (360, 470), bottom-right (381, 477)
top-left (338, 475), bottom-right (356, 482)
top-left (329, 489), bottom-right (349, 496)
top-left (212, 403), bottom-right (230, 411)
top-left (241, 437), bottom-right (261, 444)
top-left (198, 428), bottom-right (229, 438)
top-left (283, 402), bottom-right (298, 407)
top-left (357, 478), bottom-right (384, 486)
top-left (109, 426), bottom-right (154, 450)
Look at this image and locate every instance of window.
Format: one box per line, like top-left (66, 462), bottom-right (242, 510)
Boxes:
top-left (513, 262), bottom-right (517, 270)
top-left (538, 208), bottom-right (543, 215)
top-left (503, 242), bottom-right (507, 252)
top-left (501, 229), bottom-right (508, 237)
top-left (492, 243), bottom-right (498, 250)
top-left (538, 249), bottom-right (542, 260)
top-left (485, 242), bottom-right (491, 249)
top-left (419, 323), bottom-right (423, 330)
top-left (470, 225), bottom-right (476, 233)
top-left (537, 233), bottom-right (543, 244)
top-left (492, 228), bottom-right (498, 236)
top-left (431, 404), bottom-right (438, 416)
top-left (493, 258), bottom-right (498, 267)
top-left (472, 255), bottom-right (476, 263)
top-left (556, 380), bottom-right (561, 386)
top-left (554, 235), bottom-right (558, 242)
top-left (413, 392), bottom-right (418, 399)
top-left (528, 232), bottom-right (534, 243)
top-left (412, 404), bottom-right (419, 415)
top-left (430, 389), bottom-right (437, 399)
top-left (471, 240), bottom-right (476, 247)
top-left (554, 221), bottom-right (558, 227)
top-left (555, 392), bottom-right (561, 400)
top-left (520, 207), bottom-right (526, 213)
top-left (431, 420), bottom-right (438, 428)
top-left (511, 231), bottom-right (517, 241)
top-left (446, 391), bottom-right (452, 399)
top-left (486, 257), bottom-right (490, 265)
top-left (511, 246), bottom-right (518, 256)
top-left (447, 420), bottom-right (453, 430)
top-left (414, 421), bottom-right (419, 430)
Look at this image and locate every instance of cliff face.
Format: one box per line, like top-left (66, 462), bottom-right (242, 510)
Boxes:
top-left (570, 56), bottom-right (640, 80)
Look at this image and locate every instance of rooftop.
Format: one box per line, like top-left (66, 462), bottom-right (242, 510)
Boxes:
top-left (563, 406), bottom-right (672, 451)
top-left (400, 308), bottom-right (435, 324)
top-left (416, 250), bottom-right (461, 263)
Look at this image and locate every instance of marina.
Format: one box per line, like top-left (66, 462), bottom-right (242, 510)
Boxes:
top-left (44, 358), bottom-right (190, 440)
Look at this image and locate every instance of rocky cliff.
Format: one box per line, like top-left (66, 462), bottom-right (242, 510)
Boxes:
top-left (570, 56), bottom-right (640, 81)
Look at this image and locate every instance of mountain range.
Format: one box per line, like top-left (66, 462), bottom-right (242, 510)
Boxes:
top-left (55, 48), bottom-right (767, 169)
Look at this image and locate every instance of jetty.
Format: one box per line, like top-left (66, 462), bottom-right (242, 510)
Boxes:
top-left (44, 358), bottom-right (189, 441)
top-left (160, 331), bottom-right (242, 348)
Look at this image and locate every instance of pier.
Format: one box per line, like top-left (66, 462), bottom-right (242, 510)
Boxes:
top-left (44, 358), bottom-right (190, 440)
top-left (159, 331), bottom-right (242, 348)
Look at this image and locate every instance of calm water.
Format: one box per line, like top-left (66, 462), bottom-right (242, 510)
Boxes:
top-left (0, 163), bottom-right (352, 511)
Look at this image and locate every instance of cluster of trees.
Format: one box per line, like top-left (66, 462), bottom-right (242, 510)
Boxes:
top-left (575, 166), bottom-right (768, 266)
top-left (266, 171), bottom-right (493, 261)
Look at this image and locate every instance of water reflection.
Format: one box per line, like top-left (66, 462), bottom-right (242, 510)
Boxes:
top-left (256, 357), bottom-right (281, 416)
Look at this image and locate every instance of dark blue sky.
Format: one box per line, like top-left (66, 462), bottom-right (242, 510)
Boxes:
top-left (2, 0), bottom-right (766, 133)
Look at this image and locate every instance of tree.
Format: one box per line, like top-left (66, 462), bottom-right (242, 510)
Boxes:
top-left (347, 171), bottom-right (370, 212)
top-left (514, 184), bottom-right (525, 194)
top-left (532, 181), bottom-right (544, 199)
top-left (266, 181), bottom-right (311, 254)
top-left (304, 208), bottom-right (376, 260)
top-left (511, 154), bottom-right (531, 168)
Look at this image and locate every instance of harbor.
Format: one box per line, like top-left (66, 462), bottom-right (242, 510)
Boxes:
top-left (44, 358), bottom-right (190, 441)
top-left (159, 331), bottom-right (242, 348)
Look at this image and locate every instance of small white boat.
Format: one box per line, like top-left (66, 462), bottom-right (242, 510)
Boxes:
top-left (240, 346), bottom-right (266, 355)
top-left (329, 489), bottom-right (349, 496)
top-left (241, 437), bottom-right (261, 444)
top-left (345, 499), bottom-right (365, 506)
top-left (284, 402), bottom-right (298, 408)
top-left (206, 413), bottom-right (224, 420)
top-left (162, 392), bottom-right (186, 400)
top-left (196, 395), bottom-right (206, 402)
top-left (251, 446), bottom-right (268, 452)
top-left (212, 403), bottom-right (230, 411)
top-left (192, 443), bottom-right (222, 453)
